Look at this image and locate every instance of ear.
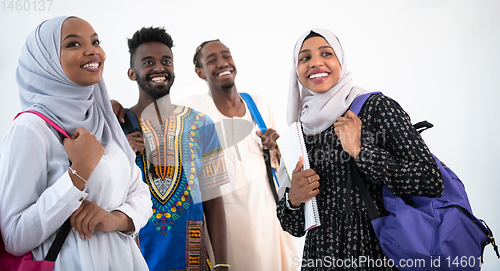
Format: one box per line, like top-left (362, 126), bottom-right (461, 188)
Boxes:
top-left (128, 68), bottom-right (137, 81)
top-left (195, 67), bottom-right (207, 81)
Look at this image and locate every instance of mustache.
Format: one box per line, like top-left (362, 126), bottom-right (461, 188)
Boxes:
top-left (146, 71), bottom-right (171, 81)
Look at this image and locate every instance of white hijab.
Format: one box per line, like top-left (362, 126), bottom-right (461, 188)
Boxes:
top-left (286, 28), bottom-right (369, 136)
top-left (16, 16), bottom-right (136, 165)
top-left (278, 29), bottom-right (369, 198)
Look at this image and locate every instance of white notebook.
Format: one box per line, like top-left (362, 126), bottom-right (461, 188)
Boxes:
top-left (277, 122), bottom-right (321, 231)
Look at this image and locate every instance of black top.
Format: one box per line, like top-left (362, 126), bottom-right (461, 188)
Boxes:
top-left (277, 94), bottom-right (443, 270)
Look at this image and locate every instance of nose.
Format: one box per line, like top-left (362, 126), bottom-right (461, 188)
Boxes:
top-left (152, 61), bottom-right (166, 72)
top-left (215, 57), bottom-right (228, 68)
top-left (84, 45), bottom-right (99, 56)
top-left (309, 55), bottom-right (323, 68)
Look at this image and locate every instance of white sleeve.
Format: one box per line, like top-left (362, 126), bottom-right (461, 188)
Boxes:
top-left (113, 162), bottom-right (152, 236)
top-left (0, 116), bottom-right (87, 256)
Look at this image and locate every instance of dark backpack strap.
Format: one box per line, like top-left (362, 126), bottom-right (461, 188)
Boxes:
top-left (44, 218), bottom-right (71, 261)
top-left (119, 109), bottom-right (142, 156)
top-left (348, 160), bottom-right (380, 220)
top-left (120, 109), bottom-right (141, 136)
top-left (240, 93), bottom-right (279, 204)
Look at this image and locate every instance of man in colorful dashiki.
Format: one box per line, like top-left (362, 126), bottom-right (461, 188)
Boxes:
top-left (114, 27), bottom-right (230, 271)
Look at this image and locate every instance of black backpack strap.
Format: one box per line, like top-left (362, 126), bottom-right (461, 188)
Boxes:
top-left (348, 160), bottom-right (380, 220)
top-left (44, 217), bottom-right (71, 262)
top-left (120, 109), bottom-right (141, 136)
top-left (263, 149), bottom-right (279, 204)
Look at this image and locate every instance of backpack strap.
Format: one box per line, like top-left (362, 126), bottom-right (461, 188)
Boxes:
top-left (13, 110), bottom-right (71, 262)
top-left (346, 92), bottom-right (382, 220)
top-left (14, 110), bottom-right (70, 139)
top-left (240, 93), bottom-right (279, 204)
top-left (120, 109), bottom-right (142, 136)
top-left (349, 91), bottom-right (382, 115)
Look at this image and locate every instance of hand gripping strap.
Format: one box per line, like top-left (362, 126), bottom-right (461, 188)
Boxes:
top-left (240, 93), bottom-right (280, 204)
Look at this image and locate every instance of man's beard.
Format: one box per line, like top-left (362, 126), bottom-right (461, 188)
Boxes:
top-left (137, 72), bottom-right (175, 100)
top-left (220, 82), bottom-right (235, 90)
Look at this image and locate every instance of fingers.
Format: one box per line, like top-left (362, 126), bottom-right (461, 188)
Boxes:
top-left (117, 107), bottom-right (126, 124)
top-left (292, 157), bottom-right (304, 174)
top-left (257, 129), bottom-right (280, 151)
top-left (344, 110), bottom-right (357, 119)
top-left (126, 132), bottom-right (145, 155)
top-left (71, 201), bottom-right (107, 240)
top-left (111, 100), bottom-right (126, 123)
top-left (71, 202), bottom-right (89, 240)
top-left (71, 127), bottom-right (83, 140)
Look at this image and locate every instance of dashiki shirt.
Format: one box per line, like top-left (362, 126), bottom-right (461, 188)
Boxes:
top-left (136, 105), bottom-right (229, 271)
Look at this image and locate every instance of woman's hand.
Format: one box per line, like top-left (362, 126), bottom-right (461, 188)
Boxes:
top-left (288, 157), bottom-right (320, 207)
top-left (63, 127), bottom-right (104, 189)
top-left (334, 110), bottom-right (362, 159)
top-left (70, 200), bottom-right (133, 240)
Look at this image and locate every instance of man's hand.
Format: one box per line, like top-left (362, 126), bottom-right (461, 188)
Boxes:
top-left (256, 128), bottom-right (280, 152)
top-left (111, 99), bottom-right (126, 123)
top-left (126, 131), bottom-right (145, 156)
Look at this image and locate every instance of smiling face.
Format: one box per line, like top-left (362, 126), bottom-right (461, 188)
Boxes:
top-left (128, 41), bottom-right (174, 100)
top-left (195, 41), bottom-right (236, 90)
top-left (297, 36), bottom-right (341, 94)
top-left (60, 17), bottom-right (105, 86)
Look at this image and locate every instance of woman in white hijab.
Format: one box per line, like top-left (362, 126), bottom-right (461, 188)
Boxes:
top-left (276, 29), bottom-right (443, 270)
top-left (0, 16), bottom-right (151, 270)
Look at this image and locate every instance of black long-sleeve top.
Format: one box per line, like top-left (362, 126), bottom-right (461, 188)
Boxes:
top-left (277, 94), bottom-right (443, 270)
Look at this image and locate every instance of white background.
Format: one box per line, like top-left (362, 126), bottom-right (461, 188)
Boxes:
top-left (1, 0), bottom-right (499, 269)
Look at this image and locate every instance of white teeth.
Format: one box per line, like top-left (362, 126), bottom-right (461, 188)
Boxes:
top-left (218, 71), bottom-right (231, 77)
top-left (82, 62), bottom-right (99, 69)
top-left (151, 77), bottom-right (166, 82)
top-left (309, 73), bottom-right (328, 79)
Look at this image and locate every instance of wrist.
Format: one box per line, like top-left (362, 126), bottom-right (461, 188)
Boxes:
top-left (214, 263), bottom-right (230, 269)
top-left (286, 192), bottom-right (301, 210)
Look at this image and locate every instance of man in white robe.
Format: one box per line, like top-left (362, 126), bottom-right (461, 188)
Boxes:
top-left (177, 39), bottom-right (298, 271)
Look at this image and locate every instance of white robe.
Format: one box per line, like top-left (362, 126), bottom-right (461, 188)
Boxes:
top-left (178, 93), bottom-right (298, 271)
top-left (0, 113), bottom-right (152, 271)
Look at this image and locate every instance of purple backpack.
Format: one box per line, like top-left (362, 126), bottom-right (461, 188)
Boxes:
top-left (349, 92), bottom-right (499, 270)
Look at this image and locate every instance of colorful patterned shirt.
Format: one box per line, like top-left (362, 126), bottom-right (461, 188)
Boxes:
top-left (135, 105), bottom-right (229, 271)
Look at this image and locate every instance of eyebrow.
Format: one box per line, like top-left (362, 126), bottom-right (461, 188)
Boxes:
top-left (298, 46), bottom-right (333, 55)
top-left (63, 33), bottom-right (98, 41)
top-left (140, 55), bottom-right (172, 62)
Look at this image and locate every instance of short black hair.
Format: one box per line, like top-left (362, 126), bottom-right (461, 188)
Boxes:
top-left (193, 39), bottom-right (220, 68)
top-left (128, 27), bottom-right (174, 67)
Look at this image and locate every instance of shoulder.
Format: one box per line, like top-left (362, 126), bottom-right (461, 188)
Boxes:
top-left (177, 105), bottom-right (216, 125)
top-left (242, 93), bottom-right (274, 116)
top-left (3, 113), bottom-right (56, 150)
top-left (244, 93), bottom-right (270, 107)
top-left (11, 113), bottom-right (57, 137)
top-left (177, 93), bottom-right (212, 108)
top-left (361, 93), bottom-right (404, 115)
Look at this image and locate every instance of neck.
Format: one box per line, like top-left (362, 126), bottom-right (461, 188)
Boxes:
top-left (131, 89), bottom-right (175, 120)
top-left (209, 84), bottom-right (246, 118)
